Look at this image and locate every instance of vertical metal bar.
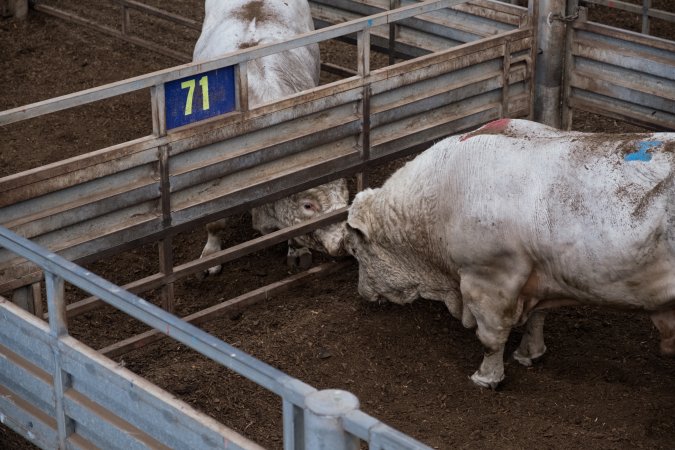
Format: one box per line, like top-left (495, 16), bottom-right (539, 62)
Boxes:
top-left (357, 30), bottom-right (371, 193)
top-left (158, 142), bottom-right (174, 311)
top-left (46, 273), bottom-right (67, 337)
top-left (526, 0), bottom-right (538, 121)
top-left (304, 390), bottom-right (360, 450)
top-left (121, 5), bottom-right (131, 36)
top-left (642, 0), bottom-right (651, 35)
top-left (283, 399), bottom-right (305, 450)
top-left (562, 1), bottom-right (582, 130)
top-left (158, 238), bottom-right (175, 311)
top-left (46, 272), bottom-right (75, 449)
top-left (533, 0), bottom-right (566, 128)
top-left (32, 281), bottom-right (44, 318)
top-left (151, 83), bottom-right (166, 137)
top-left (501, 39), bottom-right (512, 118)
top-left (388, 0), bottom-right (401, 65)
top-left (357, 30), bottom-right (370, 77)
top-left (10, 0), bottom-right (28, 19)
top-left (11, 285), bottom-right (35, 314)
top-left (152, 82), bottom-right (174, 311)
top-left (236, 61), bottom-right (249, 112)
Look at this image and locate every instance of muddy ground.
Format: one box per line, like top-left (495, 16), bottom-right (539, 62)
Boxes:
top-left (1, 1), bottom-right (675, 449)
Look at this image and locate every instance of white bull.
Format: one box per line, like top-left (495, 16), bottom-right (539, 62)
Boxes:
top-left (344, 118), bottom-right (675, 388)
top-left (194, 0), bottom-right (348, 274)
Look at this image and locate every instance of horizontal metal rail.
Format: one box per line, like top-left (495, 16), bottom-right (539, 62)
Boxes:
top-left (0, 0), bottom-right (471, 126)
top-left (0, 26), bottom-right (533, 295)
top-left (115, 0), bottom-right (201, 30)
top-left (0, 224), bottom-right (433, 449)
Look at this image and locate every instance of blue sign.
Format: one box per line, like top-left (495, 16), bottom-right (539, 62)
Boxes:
top-left (165, 66), bottom-right (236, 130)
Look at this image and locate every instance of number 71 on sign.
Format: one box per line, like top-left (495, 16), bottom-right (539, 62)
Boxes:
top-left (164, 66), bottom-right (236, 130)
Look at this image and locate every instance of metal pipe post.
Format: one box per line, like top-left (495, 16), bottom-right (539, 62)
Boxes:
top-left (2, 0), bottom-right (27, 19)
top-left (533, 0), bottom-right (568, 128)
top-left (642, 0), bottom-right (651, 34)
top-left (304, 390), bottom-right (360, 450)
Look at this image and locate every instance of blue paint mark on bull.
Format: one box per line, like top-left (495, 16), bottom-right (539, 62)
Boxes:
top-left (624, 141), bottom-right (663, 162)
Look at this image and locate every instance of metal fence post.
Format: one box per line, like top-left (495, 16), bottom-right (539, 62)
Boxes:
top-left (1, 0), bottom-right (27, 19)
top-left (533, 0), bottom-right (568, 128)
top-left (561, 0), bottom-right (581, 130)
top-left (11, 284), bottom-right (36, 314)
top-left (304, 390), bottom-right (360, 450)
top-left (357, 29), bottom-right (371, 193)
top-left (46, 271), bottom-right (75, 449)
top-left (642, 0), bottom-right (651, 34)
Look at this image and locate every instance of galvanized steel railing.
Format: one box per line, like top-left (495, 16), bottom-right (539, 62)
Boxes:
top-left (0, 224), bottom-right (433, 449)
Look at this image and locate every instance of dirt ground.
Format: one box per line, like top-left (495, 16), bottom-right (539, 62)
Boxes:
top-left (1, 1), bottom-right (675, 449)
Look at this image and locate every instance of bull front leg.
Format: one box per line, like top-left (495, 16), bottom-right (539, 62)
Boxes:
top-left (460, 263), bottom-right (532, 389)
top-left (199, 218), bottom-right (228, 278)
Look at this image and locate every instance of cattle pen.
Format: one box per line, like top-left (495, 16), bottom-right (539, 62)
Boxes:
top-left (1, 0), bottom-right (674, 449)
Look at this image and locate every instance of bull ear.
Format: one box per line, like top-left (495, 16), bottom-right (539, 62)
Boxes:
top-left (347, 189), bottom-right (374, 240)
top-left (346, 216), bottom-right (369, 240)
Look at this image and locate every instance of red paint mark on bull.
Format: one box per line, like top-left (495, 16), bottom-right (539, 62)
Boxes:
top-left (460, 118), bottom-right (511, 141)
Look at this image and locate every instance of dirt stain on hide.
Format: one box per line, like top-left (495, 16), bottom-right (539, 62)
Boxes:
top-left (238, 40), bottom-right (261, 49)
top-left (631, 178), bottom-right (671, 220)
top-left (233, 1), bottom-right (274, 24)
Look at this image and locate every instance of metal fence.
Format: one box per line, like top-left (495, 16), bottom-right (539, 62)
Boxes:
top-left (562, 3), bottom-right (675, 129)
top-left (0, 225), bottom-right (432, 450)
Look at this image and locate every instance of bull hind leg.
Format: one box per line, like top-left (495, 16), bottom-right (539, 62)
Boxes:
top-left (461, 271), bottom-right (529, 389)
top-left (513, 310), bottom-right (548, 366)
top-left (199, 218), bottom-right (228, 277)
top-left (651, 309), bottom-right (675, 356)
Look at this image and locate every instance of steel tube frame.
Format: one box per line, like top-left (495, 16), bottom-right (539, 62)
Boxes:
top-left (0, 224), bottom-right (433, 449)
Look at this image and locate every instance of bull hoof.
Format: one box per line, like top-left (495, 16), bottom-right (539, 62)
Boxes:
top-left (470, 371), bottom-right (504, 390)
top-left (197, 265), bottom-right (222, 280)
top-left (512, 346), bottom-right (547, 367)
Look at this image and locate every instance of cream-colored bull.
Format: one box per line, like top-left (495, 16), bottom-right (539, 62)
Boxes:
top-left (195, 0), bottom-right (348, 274)
top-left (345, 118), bottom-right (675, 388)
